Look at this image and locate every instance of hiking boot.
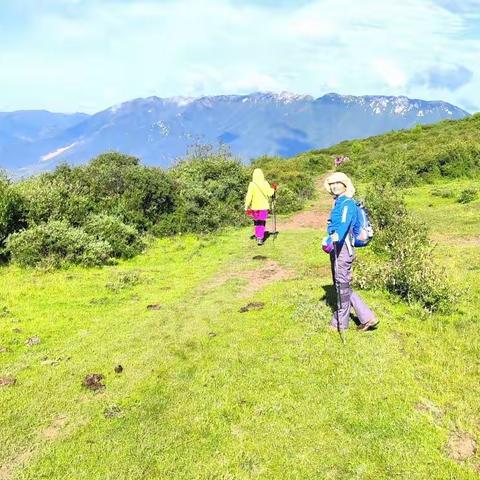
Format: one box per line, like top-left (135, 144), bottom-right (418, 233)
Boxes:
top-left (257, 238), bottom-right (264, 246)
top-left (357, 318), bottom-right (379, 331)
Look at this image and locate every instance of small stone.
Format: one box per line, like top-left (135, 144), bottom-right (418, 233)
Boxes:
top-left (208, 332), bottom-right (217, 338)
top-left (146, 304), bottom-right (162, 310)
top-left (26, 336), bottom-right (41, 346)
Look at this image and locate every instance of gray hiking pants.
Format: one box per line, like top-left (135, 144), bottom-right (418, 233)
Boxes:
top-left (330, 242), bottom-right (375, 330)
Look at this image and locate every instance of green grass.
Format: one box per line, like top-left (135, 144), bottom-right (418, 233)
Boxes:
top-left (1, 182), bottom-right (479, 479)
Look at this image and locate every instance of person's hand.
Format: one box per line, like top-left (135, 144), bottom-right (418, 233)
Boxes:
top-left (330, 232), bottom-right (339, 242)
top-left (322, 236), bottom-right (334, 254)
top-left (271, 182), bottom-right (278, 190)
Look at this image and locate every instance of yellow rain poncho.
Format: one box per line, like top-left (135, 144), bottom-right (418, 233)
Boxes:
top-left (244, 168), bottom-right (275, 211)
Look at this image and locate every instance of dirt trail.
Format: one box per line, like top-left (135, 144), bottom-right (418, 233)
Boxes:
top-left (206, 260), bottom-right (293, 297)
top-left (205, 176), bottom-right (328, 298)
top-left (274, 176), bottom-right (331, 232)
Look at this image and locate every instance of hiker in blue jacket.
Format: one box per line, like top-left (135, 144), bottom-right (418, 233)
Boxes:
top-left (322, 172), bottom-right (378, 332)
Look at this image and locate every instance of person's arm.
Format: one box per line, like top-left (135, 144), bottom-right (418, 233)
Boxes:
top-left (264, 181), bottom-right (275, 198)
top-left (327, 198), bottom-right (355, 241)
top-left (244, 183), bottom-right (253, 210)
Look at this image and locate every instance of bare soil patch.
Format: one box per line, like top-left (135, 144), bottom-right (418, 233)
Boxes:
top-left (0, 377), bottom-right (16, 387)
top-left (205, 260), bottom-right (293, 297)
top-left (239, 302), bottom-right (265, 313)
top-left (42, 415), bottom-right (68, 440)
top-left (446, 431), bottom-right (477, 461)
top-left (415, 399), bottom-right (443, 421)
top-left (241, 261), bottom-right (293, 297)
top-left (0, 450), bottom-right (33, 480)
top-left (83, 373), bottom-right (105, 391)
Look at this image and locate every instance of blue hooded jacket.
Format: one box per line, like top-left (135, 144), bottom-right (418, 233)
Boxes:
top-left (327, 194), bottom-right (358, 246)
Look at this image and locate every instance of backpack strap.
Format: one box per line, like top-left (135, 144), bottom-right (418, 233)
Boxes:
top-left (253, 181), bottom-right (271, 203)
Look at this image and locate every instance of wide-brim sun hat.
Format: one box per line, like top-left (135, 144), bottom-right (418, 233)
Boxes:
top-left (324, 172), bottom-right (355, 198)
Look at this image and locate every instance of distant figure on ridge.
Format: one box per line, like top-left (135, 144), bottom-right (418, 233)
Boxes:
top-left (322, 172), bottom-right (378, 332)
top-left (244, 168), bottom-right (277, 246)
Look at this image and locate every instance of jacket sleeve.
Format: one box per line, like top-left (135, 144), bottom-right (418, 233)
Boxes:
top-left (244, 183), bottom-right (253, 209)
top-left (264, 181), bottom-right (275, 198)
top-left (327, 198), bottom-right (356, 241)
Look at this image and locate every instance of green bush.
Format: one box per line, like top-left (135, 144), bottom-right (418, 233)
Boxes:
top-left (274, 186), bottom-right (303, 214)
top-left (78, 153), bottom-right (176, 230)
top-left (252, 155), bottom-right (315, 203)
top-left (6, 220), bottom-right (112, 268)
top-left (164, 149), bottom-right (250, 234)
top-left (355, 183), bottom-right (457, 312)
top-left (84, 214), bottom-right (145, 259)
top-left (0, 172), bottom-right (26, 258)
top-left (14, 165), bottom-right (93, 227)
top-left (457, 187), bottom-right (478, 204)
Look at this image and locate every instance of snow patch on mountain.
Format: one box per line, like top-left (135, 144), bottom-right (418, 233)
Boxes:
top-left (40, 142), bottom-right (77, 162)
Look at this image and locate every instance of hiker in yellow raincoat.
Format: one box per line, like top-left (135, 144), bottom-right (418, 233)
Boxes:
top-left (244, 168), bottom-right (277, 245)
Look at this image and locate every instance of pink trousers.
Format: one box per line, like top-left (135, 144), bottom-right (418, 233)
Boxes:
top-left (251, 210), bottom-right (268, 240)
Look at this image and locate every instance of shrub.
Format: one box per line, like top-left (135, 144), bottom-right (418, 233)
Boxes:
top-left (165, 149), bottom-right (250, 234)
top-left (355, 183), bottom-right (457, 312)
top-left (457, 187), bottom-right (478, 204)
top-left (274, 186), bottom-right (303, 214)
top-left (15, 170), bottom-right (93, 227)
top-left (0, 172), bottom-right (26, 258)
top-left (78, 153), bottom-right (176, 230)
top-left (6, 220), bottom-right (111, 268)
top-left (84, 214), bottom-right (145, 259)
top-left (252, 155), bottom-right (315, 203)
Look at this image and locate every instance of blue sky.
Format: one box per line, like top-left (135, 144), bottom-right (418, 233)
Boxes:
top-left (1, 0), bottom-right (479, 113)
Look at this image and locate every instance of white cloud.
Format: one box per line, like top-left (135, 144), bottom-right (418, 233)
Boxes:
top-left (0, 0), bottom-right (479, 112)
top-left (373, 59), bottom-right (407, 89)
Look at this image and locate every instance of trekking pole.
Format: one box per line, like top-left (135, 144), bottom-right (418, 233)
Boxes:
top-left (333, 240), bottom-right (346, 345)
top-left (272, 193), bottom-right (277, 237)
top-left (268, 191), bottom-right (277, 246)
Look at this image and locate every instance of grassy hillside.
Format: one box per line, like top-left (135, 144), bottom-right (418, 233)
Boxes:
top-left (1, 175), bottom-right (479, 479)
top-left (293, 113), bottom-right (480, 185)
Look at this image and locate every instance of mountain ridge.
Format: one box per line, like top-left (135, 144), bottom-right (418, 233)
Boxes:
top-left (0, 92), bottom-right (469, 177)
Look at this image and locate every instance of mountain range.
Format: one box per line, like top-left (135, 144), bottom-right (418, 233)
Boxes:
top-left (0, 92), bottom-right (469, 176)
